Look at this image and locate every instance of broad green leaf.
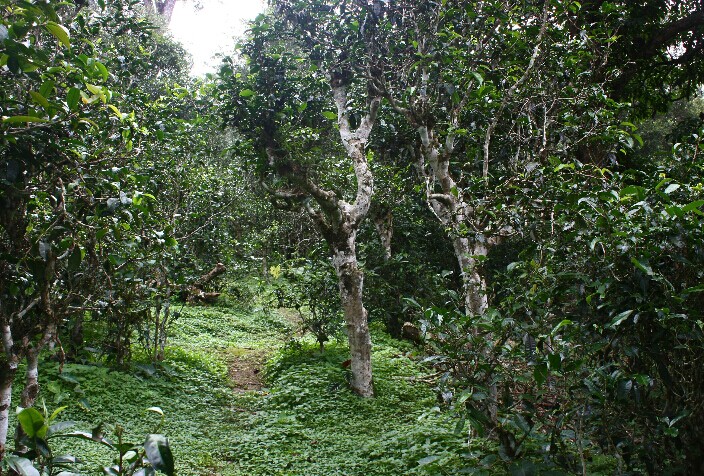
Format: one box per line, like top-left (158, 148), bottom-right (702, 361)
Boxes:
top-left (322, 111), bottom-right (337, 120)
top-left (551, 320), bottom-right (573, 335)
top-left (94, 61), bottom-right (109, 82)
top-left (663, 183), bottom-right (680, 194)
top-left (3, 115), bottom-right (50, 124)
top-left (51, 454), bottom-right (78, 464)
top-left (108, 104), bottom-right (122, 120)
top-left (631, 257), bottom-right (653, 276)
top-left (608, 310), bottom-right (633, 329)
top-left (40, 80), bottom-right (55, 98)
top-left (239, 89), bottom-right (255, 97)
top-left (6, 456), bottom-right (40, 476)
top-left (144, 434), bottom-right (175, 476)
top-left (18, 407), bottom-right (47, 439)
top-left (46, 22), bottom-right (70, 49)
top-left (681, 200), bottom-right (704, 215)
top-left (47, 420), bottom-right (76, 437)
top-left (665, 205), bottom-right (683, 218)
top-left (29, 91), bottom-right (50, 109)
top-left (67, 87), bottom-right (81, 110)
top-left (533, 362), bottom-right (548, 386)
top-left (418, 455), bottom-right (441, 466)
top-left (86, 83), bottom-right (104, 97)
top-left (469, 71), bottom-right (484, 86)
top-left (64, 430), bottom-right (115, 449)
top-left (620, 185), bottom-right (645, 200)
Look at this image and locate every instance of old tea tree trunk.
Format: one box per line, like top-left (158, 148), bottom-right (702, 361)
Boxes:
top-left (265, 83), bottom-right (380, 397)
top-left (327, 84), bottom-right (379, 397)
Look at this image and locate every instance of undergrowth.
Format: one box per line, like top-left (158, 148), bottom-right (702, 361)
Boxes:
top-left (25, 300), bottom-right (603, 475)
top-left (24, 303), bottom-right (481, 475)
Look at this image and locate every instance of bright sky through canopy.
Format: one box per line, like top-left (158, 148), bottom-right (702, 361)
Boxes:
top-left (169, 0), bottom-right (265, 76)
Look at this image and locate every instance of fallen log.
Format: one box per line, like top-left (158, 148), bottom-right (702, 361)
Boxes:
top-left (182, 263), bottom-right (226, 303)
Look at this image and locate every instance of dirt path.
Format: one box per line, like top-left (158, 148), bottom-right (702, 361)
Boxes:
top-left (225, 308), bottom-right (302, 392)
top-left (226, 347), bottom-right (268, 392)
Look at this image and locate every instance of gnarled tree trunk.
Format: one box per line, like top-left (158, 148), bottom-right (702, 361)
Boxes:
top-left (331, 234), bottom-right (373, 396)
top-left (264, 84), bottom-right (379, 397)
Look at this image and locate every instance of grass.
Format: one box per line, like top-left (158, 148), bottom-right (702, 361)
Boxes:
top-left (29, 302), bottom-right (483, 475)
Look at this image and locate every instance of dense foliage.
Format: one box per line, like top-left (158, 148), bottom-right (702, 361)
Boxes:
top-left (1, 0), bottom-right (703, 474)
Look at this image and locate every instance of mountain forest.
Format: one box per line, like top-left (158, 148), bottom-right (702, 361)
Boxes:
top-left (1, 0), bottom-right (704, 474)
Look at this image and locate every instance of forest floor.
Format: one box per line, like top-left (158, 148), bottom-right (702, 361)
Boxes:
top-left (35, 297), bottom-right (484, 475)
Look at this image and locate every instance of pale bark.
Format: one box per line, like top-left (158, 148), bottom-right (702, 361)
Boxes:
top-left (372, 208), bottom-right (393, 261)
top-left (20, 351), bottom-right (39, 409)
top-left (143, 0), bottom-right (177, 24)
top-left (329, 85), bottom-right (378, 396)
top-left (414, 127), bottom-right (492, 318)
top-left (451, 236), bottom-right (489, 317)
top-left (332, 238), bottom-right (373, 396)
top-left (264, 83), bottom-right (379, 396)
top-left (0, 369), bottom-right (14, 461)
top-left (14, 349), bottom-right (40, 453)
top-left (0, 322), bottom-right (19, 461)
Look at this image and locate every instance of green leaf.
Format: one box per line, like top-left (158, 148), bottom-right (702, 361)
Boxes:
top-left (48, 405), bottom-right (68, 422)
top-left (469, 71), bottom-right (484, 86)
top-left (3, 116), bottom-right (50, 124)
top-left (533, 362), bottom-right (548, 386)
top-left (85, 83), bottom-right (104, 97)
top-left (620, 185), bottom-right (645, 200)
top-left (107, 104), bottom-right (123, 120)
top-left (18, 407), bottom-right (47, 439)
top-left (29, 91), bottom-right (50, 109)
top-left (40, 80), bottom-right (55, 98)
top-left (551, 319), bottom-right (572, 335)
top-left (682, 284), bottom-right (704, 295)
top-left (630, 257), bottom-right (653, 276)
top-left (68, 247), bottom-right (82, 271)
top-left (46, 21), bottom-right (70, 49)
top-left (6, 456), bottom-right (40, 476)
top-left (417, 455), bottom-right (441, 466)
top-left (322, 111), bottom-right (337, 120)
top-left (144, 434), bottom-right (175, 476)
top-left (608, 310), bottom-right (633, 329)
top-left (554, 162), bottom-right (575, 172)
top-left (94, 61), bottom-right (109, 82)
top-left (663, 183), bottom-right (680, 194)
top-left (47, 420), bottom-right (76, 437)
top-left (681, 200), bottom-right (704, 215)
top-left (67, 88), bottom-right (81, 111)
top-left (239, 89), bottom-right (255, 97)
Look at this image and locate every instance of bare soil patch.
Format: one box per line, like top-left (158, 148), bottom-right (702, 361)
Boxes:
top-left (226, 347), bottom-right (268, 392)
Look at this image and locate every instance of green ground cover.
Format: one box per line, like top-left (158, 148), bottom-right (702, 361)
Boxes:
top-left (33, 304), bottom-right (486, 475)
